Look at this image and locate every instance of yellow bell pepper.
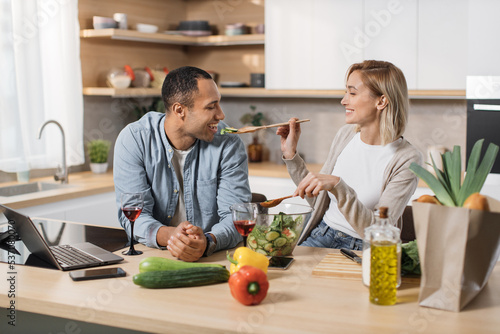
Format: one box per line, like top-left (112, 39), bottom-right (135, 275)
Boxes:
top-left (226, 247), bottom-right (269, 274)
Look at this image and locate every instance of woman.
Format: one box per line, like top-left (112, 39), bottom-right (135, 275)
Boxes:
top-left (277, 60), bottom-right (422, 250)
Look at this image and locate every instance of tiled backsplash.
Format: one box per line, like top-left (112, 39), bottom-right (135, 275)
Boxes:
top-left (0, 96), bottom-right (466, 183)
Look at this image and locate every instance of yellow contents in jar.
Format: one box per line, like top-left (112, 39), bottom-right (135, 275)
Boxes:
top-left (370, 241), bottom-right (398, 305)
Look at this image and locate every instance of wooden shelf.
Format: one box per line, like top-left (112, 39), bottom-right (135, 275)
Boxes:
top-left (80, 29), bottom-right (265, 46)
top-left (82, 87), bottom-right (161, 97)
top-left (82, 87), bottom-right (466, 99)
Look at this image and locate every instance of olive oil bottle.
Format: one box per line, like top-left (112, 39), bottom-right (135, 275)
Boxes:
top-left (367, 207), bottom-right (400, 305)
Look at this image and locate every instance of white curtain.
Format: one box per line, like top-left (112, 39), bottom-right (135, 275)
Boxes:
top-left (0, 0), bottom-right (84, 173)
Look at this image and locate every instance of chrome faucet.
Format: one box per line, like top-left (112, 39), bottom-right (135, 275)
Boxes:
top-left (37, 120), bottom-right (68, 184)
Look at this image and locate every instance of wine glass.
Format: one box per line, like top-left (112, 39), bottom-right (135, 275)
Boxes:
top-left (230, 203), bottom-right (259, 247)
top-left (121, 192), bottom-right (144, 256)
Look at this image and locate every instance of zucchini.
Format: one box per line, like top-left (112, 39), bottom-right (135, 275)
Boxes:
top-left (266, 231), bottom-right (280, 241)
top-left (273, 237), bottom-right (287, 247)
top-left (133, 267), bottom-right (230, 289)
top-left (247, 235), bottom-right (258, 249)
top-left (139, 256), bottom-right (225, 273)
top-left (255, 249), bottom-right (268, 256)
top-left (264, 243), bottom-right (273, 251)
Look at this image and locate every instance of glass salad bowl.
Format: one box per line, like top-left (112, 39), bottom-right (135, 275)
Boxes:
top-left (247, 203), bottom-right (313, 256)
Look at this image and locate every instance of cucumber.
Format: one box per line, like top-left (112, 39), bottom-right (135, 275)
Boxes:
top-left (273, 237), bottom-right (287, 247)
top-left (139, 256), bottom-right (224, 273)
top-left (255, 249), bottom-right (268, 256)
top-left (266, 231), bottom-right (280, 241)
top-left (247, 235), bottom-right (258, 249)
top-left (264, 243), bottom-right (273, 251)
top-left (257, 236), bottom-right (268, 246)
top-left (133, 267), bottom-right (229, 289)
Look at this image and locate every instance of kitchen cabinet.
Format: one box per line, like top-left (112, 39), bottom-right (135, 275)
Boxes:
top-left (363, 0), bottom-right (418, 89)
top-left (265, 0), bottom-right (363, 90)
top-left (249, 175), bottom-right (308, 206)
top-left (265, 0), bottom-right (471, 94)
top-left (417, 0), bottom-right (468, 89)
top-left (19, 192), bottom-right (119, 228)
top-left (467, 0), bottom-right (500, 76)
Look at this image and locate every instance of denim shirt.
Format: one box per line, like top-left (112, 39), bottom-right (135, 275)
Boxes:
top-left (113, 112), bottom-right (251, 251)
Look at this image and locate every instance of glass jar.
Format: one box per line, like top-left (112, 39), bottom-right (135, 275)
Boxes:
top-left (362, 207), bottom-right (401, 305)
top-left (106, 66), bottom-right (134, 89)
top-left (131, 68), bottom-right (151, 88)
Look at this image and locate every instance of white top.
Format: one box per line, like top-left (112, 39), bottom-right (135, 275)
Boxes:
top-left (170, 146), bottom-right (193, 227)
top-left (323, 133), bottom-right (401, 238)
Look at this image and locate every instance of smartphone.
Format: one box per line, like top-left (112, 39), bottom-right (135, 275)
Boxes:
top-left (268, 256), bottom-right (294, 270)
top-left (69, 267), bottom-right (126, 281)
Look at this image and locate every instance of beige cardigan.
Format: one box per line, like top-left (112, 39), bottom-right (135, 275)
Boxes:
top-left (284, 124), bottom-right (423, 243)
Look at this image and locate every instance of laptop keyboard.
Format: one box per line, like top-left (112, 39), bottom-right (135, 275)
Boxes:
top-left (50, 244), bottom-right (100, 267)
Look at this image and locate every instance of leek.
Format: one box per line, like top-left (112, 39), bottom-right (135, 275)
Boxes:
top-left (410, 139), bottom-right (499, 207)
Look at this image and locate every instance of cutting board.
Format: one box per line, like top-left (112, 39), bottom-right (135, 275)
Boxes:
top-left (312, 253), bottom-right (421, 284)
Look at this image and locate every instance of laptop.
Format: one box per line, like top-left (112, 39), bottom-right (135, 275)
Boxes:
top-left (0, 204), bottom-right (123, 271)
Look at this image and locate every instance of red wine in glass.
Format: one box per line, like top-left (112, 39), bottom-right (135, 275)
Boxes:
top-left (123, 207), bottom-right (143, 221)
top-left (233, 220), bottom-right (256, 236)
top-left (121, 193), bottom-right (144, 256)
top-left (230, 203), bottom-right (259, 247)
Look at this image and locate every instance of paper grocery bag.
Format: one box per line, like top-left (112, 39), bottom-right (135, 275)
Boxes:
top-left (412, 197), bottom-right (500, 312)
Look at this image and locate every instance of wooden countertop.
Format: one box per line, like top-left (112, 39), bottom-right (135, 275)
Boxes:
top-left (0, 171), bottom-right (115, 210)
top-left (1, 225), bottom-right (498, 333)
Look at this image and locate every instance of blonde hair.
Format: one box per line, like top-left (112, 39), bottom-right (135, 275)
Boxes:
top-left (346, 60), bottom-right (409, 145)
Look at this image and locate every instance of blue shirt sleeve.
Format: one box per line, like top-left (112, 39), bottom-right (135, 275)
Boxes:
top-left (209, 135), bottom-right (251, 251)
top-left (113, 125), bottom-right (164, 248)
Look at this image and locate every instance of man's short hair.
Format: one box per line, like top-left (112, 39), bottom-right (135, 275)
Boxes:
top-left (161, 66), bottom-right (213, 112)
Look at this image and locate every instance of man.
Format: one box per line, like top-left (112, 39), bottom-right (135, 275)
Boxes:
top-left (114, 66), bottom-right (251, 261)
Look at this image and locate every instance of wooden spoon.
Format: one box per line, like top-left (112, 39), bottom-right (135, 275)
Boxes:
top-left (259, 195), bottom-right (295, 208)
top-left (236, 119), bottom-right (310, 134)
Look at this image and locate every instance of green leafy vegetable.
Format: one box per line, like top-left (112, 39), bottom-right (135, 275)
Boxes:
top-left (410, 139), bottom-right (499, 207)
top-left (401, 241), bottom-right (421, 276)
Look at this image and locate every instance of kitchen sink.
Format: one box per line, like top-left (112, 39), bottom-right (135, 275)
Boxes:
top-left (0, 182), bottom-right (71, 197)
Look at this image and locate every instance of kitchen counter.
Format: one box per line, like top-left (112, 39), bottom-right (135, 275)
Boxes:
top-left (0, 220), bottom-right (499, 333)
top-left (0, 171), bottom-right (115, 210)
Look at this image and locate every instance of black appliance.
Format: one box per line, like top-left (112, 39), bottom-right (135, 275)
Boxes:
top-left (466, 77), bottom-right (500, 173)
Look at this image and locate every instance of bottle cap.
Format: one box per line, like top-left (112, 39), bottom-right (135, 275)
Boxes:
top-left (379, 207), bottom-right (388, 219)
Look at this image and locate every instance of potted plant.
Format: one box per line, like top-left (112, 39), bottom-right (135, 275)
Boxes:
top-left (87, 139), bottom-right (111, 174)
top-left (240, 105), bottom-right (267, 162)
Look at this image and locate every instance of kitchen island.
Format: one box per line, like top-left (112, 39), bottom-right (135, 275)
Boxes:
top-left (0, 220), bottom-right (499, 333)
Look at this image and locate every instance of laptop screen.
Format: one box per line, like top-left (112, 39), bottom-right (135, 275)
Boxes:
top-left (0, 217), bottom-right (129, 269)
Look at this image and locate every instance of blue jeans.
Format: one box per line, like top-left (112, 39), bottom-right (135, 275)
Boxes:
top-left (300, 220), bottom-right (363, 250)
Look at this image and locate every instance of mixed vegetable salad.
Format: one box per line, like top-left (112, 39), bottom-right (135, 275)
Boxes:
top-left (247, 212), bottom-right (303, 256)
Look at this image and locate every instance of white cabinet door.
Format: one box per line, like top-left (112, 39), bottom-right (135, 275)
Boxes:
top-left (64, 192), bottom-right (119, 228)
top-left (266, 0), bottom-right (363, 89)
top-left (363, 0), bottom-right (418, 89)
top-left (467, 0), bottom-right (500, 76)
top-left (19, 192), bottom-right (119, 228)
top-left (249, 176), bottom-right (308, 206)
top-left (418, 0), bottom-right (468, 89)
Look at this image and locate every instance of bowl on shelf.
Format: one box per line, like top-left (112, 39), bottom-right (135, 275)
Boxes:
top-left (178, 20), bottom-right (210, 31)
top-left (93, 16), bottom-right (118, 29)
top-left (136, 23), bottom-right (159, 33)
top-left (177, 20), bottom-right (211, 36)
top-left (239, 202), bottom-right (313, 256)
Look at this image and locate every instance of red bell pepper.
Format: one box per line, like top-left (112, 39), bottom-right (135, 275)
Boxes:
top-left (228, 265), bottom-right (269, 306)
